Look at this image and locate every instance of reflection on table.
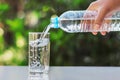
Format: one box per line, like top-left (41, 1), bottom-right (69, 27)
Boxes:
top-left (28, 73), bottom-right (49, 80)
top-left (0, 66), bottom-right (120, 80)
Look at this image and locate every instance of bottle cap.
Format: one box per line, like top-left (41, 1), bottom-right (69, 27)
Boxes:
top-left (51, 16), bottom-right (59, 28)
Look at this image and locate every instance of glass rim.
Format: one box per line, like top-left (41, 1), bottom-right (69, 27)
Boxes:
top-left (29, 32), bottom-right (50, 34)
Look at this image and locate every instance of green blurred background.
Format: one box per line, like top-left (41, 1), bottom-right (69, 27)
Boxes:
top-left (0, 0), bottom-right (120, 66)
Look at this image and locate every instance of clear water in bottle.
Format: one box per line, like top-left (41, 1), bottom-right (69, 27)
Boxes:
top-left (59, 18), bottom-right (120, 33)
top-left (50, 10), bottom-right (120, 33)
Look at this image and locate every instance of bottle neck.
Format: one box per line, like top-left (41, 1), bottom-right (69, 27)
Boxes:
top-left (50, 17), bottom-right (59, 28)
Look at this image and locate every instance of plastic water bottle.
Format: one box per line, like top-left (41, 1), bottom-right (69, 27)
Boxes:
top-left (49, 10), bottom-right (120, 33)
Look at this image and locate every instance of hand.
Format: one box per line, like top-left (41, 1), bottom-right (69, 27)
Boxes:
top-left (87, 0), bottom-right (120, 35)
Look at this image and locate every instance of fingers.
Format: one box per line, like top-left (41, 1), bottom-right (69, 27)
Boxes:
top-left (94, 8), bottom-right (108, 26)
top-left (86, 1), bottom-right (100, 35)
top-left (93, 7), bottom-right (109, 35)
top-left (86, 1), bottom-right (110, 36)
top-left (92, 24), bottom-right (99, 35)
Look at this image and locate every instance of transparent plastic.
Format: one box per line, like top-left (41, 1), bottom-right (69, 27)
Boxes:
top-left (29, 32), bottom-right (50, 75)
top-left (50, 10), bottom-right (120, 33)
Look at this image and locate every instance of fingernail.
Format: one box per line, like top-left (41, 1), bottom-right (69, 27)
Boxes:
top-left (101, 32), bottom-right (106, 36)
top-left (92, 32), bottom-right (97, 35)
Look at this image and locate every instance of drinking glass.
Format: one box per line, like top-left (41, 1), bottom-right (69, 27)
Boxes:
top-left (28, 32), bottom-right (50, 75)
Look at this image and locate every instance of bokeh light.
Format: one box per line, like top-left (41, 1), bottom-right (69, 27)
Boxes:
top-left (16, 36), bottom-right (25, 48)
top-left (0, 28), bottom-right (4, 36)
